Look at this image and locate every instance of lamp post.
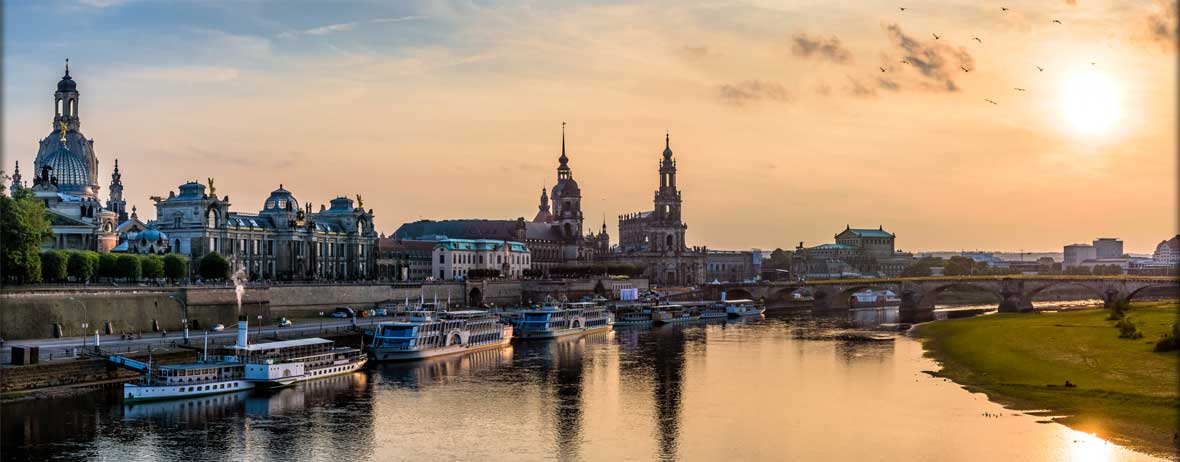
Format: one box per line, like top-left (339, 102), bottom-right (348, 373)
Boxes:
top-left (81, 322), bottom-right (89, 349)
top-left (181, 318), bottom-right (189, 345)
top-left (319, 311), bottom-right (324, 332)
top-left (256, 314), bottom-right (262, 341)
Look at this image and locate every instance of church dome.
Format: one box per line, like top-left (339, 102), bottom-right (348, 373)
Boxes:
top-left (40, 144), bottom-right (90, 189)
top-left (57, 73), bottom-right (76, 93)
top-left (263, 185), bottom-right (297, 211)
top-left (552, 177), bottom-right (580, 196)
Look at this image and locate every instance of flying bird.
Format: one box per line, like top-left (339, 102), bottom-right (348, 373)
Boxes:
top-left (1001, 7), bottom-right (1009, 11)
top-left (1014, 87), bottom-right (1026, 92)
top-left (973, 37), bottom-right (982, 43)
top-left (900, 59), bottom-right (909, 64)
top-left (879, 66), bottom-right (888, 72)
top-left (899, 7), bottom-right (907, 11)
top-left (932, 33), bottom-right (941, 40)
top-left (1052, 19), bottom-right (1062, 24)
top-left (960, 65), bottom-right (971, 72)
top-left (1036, 66), bottom-right (1044, 72)
top-left (985, 99), bottom-right (998, 105)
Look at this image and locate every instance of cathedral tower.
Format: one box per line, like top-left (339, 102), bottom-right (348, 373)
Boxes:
top-left (550, 123), bottom-right (583, 242)
top-left (107, 159), bottom-right (127, 221)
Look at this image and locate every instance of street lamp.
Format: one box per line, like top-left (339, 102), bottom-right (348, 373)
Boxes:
top-left (319, 311), bottom-right (324, 332)
top-left (181, 318), bottom-right (189, 345)
top-left (256, 314), bottom-right (263, 341)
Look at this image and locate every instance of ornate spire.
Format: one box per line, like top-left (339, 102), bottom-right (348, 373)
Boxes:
top-left (65, 58), bottom-right (70, 77)
top-left (559, 121), bottom-right (568, 165)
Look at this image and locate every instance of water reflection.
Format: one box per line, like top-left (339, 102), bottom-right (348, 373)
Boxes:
top-left (1, 309), bottom-right (1169, 462)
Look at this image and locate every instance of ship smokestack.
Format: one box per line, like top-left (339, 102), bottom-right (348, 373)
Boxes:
top-left (236, 315), bottom-right (248, 348)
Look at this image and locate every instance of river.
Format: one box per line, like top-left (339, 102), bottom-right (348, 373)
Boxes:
top-left (1, 308), bottom-right (1166, 461)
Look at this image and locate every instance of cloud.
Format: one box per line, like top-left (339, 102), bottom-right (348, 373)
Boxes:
top-left (1146, 0), bottom-right (1179, 49)
top-left (791, 33), bottom-right (853, 64)
top-left (134, 66), bottom-right (241, 82)
top-left (1064, 0), bottom-right (1077, 5)
top-left (883, 23), bottom-right (973, 92)
top-left (77, 0), bottom-right (134, 7)
top-left (717, 80), bottom-right (791, 105)
top-left (845, 76), bottom-right (877, 98)
top-left (306, 22), bottom-right (358, 36)
top-left (303, 16), bottom-right (422, 36)
top-left (680, 45), bottom-right (712, 59)
top-left (814, 83), bottom-right (832, 96)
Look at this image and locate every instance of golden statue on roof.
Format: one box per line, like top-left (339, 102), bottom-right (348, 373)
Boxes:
top-left (356, 194), bottom-right (364, 208)
top-left (207, 177), bottom-right (216, 195)
top-left (58, 120), bottom-right (68, 144)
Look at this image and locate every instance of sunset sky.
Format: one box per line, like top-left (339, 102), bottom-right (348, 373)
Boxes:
top-left (3, 0), bottom-right (1177, 253)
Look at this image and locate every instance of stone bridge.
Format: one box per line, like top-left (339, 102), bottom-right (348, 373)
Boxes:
top-left (702, 276), bottom-right (1178, 323)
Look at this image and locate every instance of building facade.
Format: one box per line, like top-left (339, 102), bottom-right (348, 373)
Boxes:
top-left (375, 238), bottom-right (437, 281)
top-left (432, 239), bottom-right (531, 281)
top-left (1153, 235), bottom-right (1180, 265)
top-left (705, 250), bottom-right (758, 283)
top-left (600, 133), bottom-right (706, 286)
top-left (9, 62), bottom-right (125, 253)
top-left (153, 182), bottom-right (378, 280)
top-left (1092, 238), bottom-right (1124, 260)
top-left (791, 226), bottom-right (914, 278)
top-left (1063, 243), bottom-right (1097, 267)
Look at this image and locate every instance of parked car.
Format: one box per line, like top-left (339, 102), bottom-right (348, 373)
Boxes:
top-left (278, 318), bottom-right (293, 328)
top-left (331, 307), bottom-right (356, 318)
top-left (373, 308), bottom-right (389, 316)
top-left (210, 323), bottom-right (226, 332)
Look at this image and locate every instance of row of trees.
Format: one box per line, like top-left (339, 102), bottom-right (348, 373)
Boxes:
top-left (1, 189), bottom-right (53, 284)
top-left (35, 250), bottom-right (191, 283)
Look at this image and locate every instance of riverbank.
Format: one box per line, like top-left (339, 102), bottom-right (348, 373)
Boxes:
top-left (912, 301), bottom-right (1179, 458)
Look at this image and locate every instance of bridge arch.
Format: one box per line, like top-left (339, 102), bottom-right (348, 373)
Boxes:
top-left (1022, 280), bottom-right (1107, 305)
top-left (1123, 282), bottom-right (1179, 303)
top-left (723, 288), bottom-right (753, 300)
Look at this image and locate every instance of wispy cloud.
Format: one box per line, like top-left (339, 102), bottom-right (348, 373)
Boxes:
top-left (717, 80), bottom-right (790, 105)
top-left (77, 0), bottom-right (135, 7)
top-left (303, 16), bottom-right (422, 36)
top-left (845, 76), bottom-right (877, 98)
top-left (791, 33), bottom-right (853, 64)
top-left (883, 23), bottom-right (973, 92)
top-left (1146, 0), bottom-right (1178, 50)
top-left (680, 45), bottom-right (712, 59)
top-left (134, 66), bottom-right (240, 82)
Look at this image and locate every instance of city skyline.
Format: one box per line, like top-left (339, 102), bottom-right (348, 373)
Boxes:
top-left (3, 0), bottom-right (1177, 253)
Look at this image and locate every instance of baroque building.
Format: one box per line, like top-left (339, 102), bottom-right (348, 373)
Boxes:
top-left (601, 133), bottom-right (706, 286)
top-left (153, 182), bottom-right (378, 280)
top-left (11, 61), bottom-right (123, 252)
top-left (791, 226), bottom-right (914, 278)
top-left (392, 126), bottom-right (600, 273)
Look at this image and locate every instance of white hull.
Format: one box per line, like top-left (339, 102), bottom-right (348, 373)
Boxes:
top-left (516, 324), bottom-right (612, 340)
top-left (727, 307), bottom-right (766, 318)
top-left (370, 337), bottom-right (511, 361)
top-left (123, 358), bottom-right (366, 402)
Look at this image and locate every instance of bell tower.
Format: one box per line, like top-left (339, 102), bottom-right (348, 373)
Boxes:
top-left (55, 59), bottom-right (80, 131)
top-left (107, 159), bottom-right (127, 221)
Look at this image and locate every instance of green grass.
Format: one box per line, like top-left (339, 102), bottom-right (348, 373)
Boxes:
top-left (913, 301), bottom-right (1180, 457)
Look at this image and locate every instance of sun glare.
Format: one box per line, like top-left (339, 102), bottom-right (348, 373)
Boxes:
top-left (1061, 68), bottom-right (1122, 136)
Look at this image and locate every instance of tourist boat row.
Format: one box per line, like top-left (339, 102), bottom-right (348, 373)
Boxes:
top-left (610, 299), bottom-right (764, 325)
top-left (368, 310), bottom-right (513, 361)
top-left (510, 301), bottom-right (613, 340)
top-left (122, 317), bottom-right (367, 403)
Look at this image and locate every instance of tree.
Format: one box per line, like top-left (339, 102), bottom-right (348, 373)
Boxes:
top-left (900, 263), bottom-right (932, 277)
top-left (198, 252), bottom-right (230, 280)
top-left (116, 254), bottom-right (142, 282)
top-left (943, 256), bottom-right (977, 276)
top-left (163, 254), bottom-right (189, 282)
top-left (98, 253), bottom-right (119, 280)
top-left (141, 254), bottom-right (165, 280)
top-left (67, 250), bottom-right (99, 282)
top-left (0, 188), bottom-right (53, 283)
top-left (765, 248), bottom-right (792, 270)
top-left (40, 250), bottom-right (69, 282)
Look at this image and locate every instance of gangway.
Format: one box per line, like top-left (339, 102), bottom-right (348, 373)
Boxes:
top-left (103, 354), bottom-right (151, 373)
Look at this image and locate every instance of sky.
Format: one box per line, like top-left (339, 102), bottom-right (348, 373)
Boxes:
top-left (2, 0), bottom-right (1177, 253)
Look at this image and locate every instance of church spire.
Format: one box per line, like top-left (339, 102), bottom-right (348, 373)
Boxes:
top-left (557, 122), bottom-right (571, 180)
top-left (9, 161), bottom-right (23, 196)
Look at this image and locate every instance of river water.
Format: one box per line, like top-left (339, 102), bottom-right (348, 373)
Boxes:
top-left (1, 309), bottom-right (1166, 462)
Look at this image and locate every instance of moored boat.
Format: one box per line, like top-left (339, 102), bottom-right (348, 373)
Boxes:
top-left (611, 304), bottom-right (655, 326)
top-left (651, 304), bottom-right (700, 325)
top-left (368, 310), bottom-right (513, 361)
top-left (123, 317), bottom-right (366, 402)
top-left (723, 299), bottom-right (766, 318)
top-left (512, 301), bottom-right (613, 339)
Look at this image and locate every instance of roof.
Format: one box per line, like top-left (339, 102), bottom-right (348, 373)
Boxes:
top-left (844, 228), bottom-right (894, 238)
top-left (233, 337), bottom-right (333, 351)
top-left (393, 219), bottom-right (562, 242)
top-left (378, 238), bottom-right (438, 252)
top-left (811, 243), bottom-right (854, 250)
top-left (226, 213), bottom-right (274, 230)
top-left (434, 238), bottom-right (528, 252)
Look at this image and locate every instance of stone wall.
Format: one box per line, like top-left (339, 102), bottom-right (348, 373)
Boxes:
top-left (1, 350), bottom-right (198, 394)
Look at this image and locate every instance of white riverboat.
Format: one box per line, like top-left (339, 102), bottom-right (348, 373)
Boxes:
top-left (696, 303), bottom-right (728, 319)
top-left (368, 310), bottom-right (513, 361)
top-left (723, 299), bottom-right (766, 318)
top-left (651, 304), bottom-right (700, 325)
top-left (850, 289), bottom-right (902, 308)
top-left (512, 301), bottom-right (613, 339)
top-left (123, 317), bottom-right (366, 402)
top-left (611, 304), bottom-right (655, 326)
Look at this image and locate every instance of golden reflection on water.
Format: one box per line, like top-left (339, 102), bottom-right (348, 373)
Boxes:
top-left (0, 311), bottom-right (1171, 462)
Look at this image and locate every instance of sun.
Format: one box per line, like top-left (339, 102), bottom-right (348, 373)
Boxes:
top-left (1061, 69), bottom-right (1122, 136)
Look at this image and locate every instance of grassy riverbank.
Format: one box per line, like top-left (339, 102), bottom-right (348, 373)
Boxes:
top-left (912, 301), bottom-right (1179, 458)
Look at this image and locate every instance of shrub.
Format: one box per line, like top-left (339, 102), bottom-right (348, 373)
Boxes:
top-left (1116, 317), bottom-right (1143, 339)
top-left (163, 254), bottom-right (188, 282)
top-left (40, 250), bottom-right (69, 282)
top-left (67, 250), bottom-right (99, 283)
top-left (1153, 323), bottom-right (1180, 352)
top-left (98, 253), bottom-right (119, 280)
top-left (141, 254), bottom-right (165, 279)
top-left (116, 254), bottom-right (142, 282)
top-left (1106, 299), bottom-right (1130, 320)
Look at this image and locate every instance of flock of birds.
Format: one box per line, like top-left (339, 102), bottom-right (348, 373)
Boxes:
top-left (886, 6), bottom-right (1086, 105)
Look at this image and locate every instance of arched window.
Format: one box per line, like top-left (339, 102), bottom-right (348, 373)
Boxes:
top-left (666, 235), bottom-right (674, 248)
